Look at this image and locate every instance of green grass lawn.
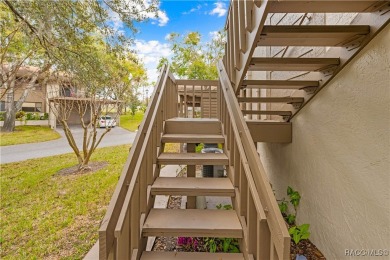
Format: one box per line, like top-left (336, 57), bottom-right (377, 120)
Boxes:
top-left (0, 145), bottom-right (130, 259)
top-left (0, 125), bottom-right (61, 146)
top-left (119, 111), bottom-right (144, 131)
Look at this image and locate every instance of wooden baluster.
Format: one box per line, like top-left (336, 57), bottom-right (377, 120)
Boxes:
top-left (245, 0), bottom-right (254, 32)
top-left (258, 219), bottom-right (271, 260)
top-left (232, 0), bottom-right (241, 70)
top-left (228, 13), bottom-right (236, 85)
top-left (233, 139), bottom-right (240, 188)
top-left (247, 192), bottom-right (257, 258)
top-left (238, 0), bottom-right (247, 53)
top-left (130, 178), bottom-right (140, 254)
top-left (208, 85), bottom-right (212, 118)
top-left (116, 211), bottom-right (130, 259)
top-left (201, 85), bottom-right (204, 118)
top-left (192, 85), bottom-right (195, 118)
top-left (140, 159), bottom-right (147, 214)
top-left (239, 163), bottom-right (248, 217)
top-left (184, 85), bottom-right (188, 118)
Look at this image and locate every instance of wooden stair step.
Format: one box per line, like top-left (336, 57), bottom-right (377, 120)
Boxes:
top-left (151, 177), bottom-right (235, 196)
top-left (258, 25), bottom-right (370, 47)
top-left (267, 1), bottom-right (388, 13)
top-left (140, 252), bottom-right (245, 260)
top-left (161, 134), bottom-right (225, 144)
top-left (248, 57), bottom-right (340, 72)
top-left (158, 153), bottom-right (228, 165)
top-left (242, 110), bottom-right (292, 116)
top-left (165, 118), bottom-right (222, 135)
top-left (241, 80), bottom-right (319, 90)
top-left (237, 97), bottom-right (304, 104)
top-left (143, 209), bottom-right (243, 238)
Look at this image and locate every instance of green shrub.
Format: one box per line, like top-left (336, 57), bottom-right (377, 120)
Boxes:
top-left (0, 112), bottom-right (5, 121)
top-left (26, 113), bottom-right (34, 120)
top-left (15, 111), bottom-right (25, 120)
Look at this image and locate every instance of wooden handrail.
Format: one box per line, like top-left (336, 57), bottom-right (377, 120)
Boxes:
top-left (98, 64), bottom-right (174, 259)
top-left (114, 66), bottom-right (171, 236)
top-left (217, 60), bottom-right (290, 259)
top-left (223, 0), bottom-right (271, 93)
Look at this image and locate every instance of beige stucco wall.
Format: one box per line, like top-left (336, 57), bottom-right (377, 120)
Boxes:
top-left (257, 26), bottom-right (390, 258)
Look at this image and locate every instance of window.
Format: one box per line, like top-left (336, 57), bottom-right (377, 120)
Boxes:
top-left (21, 102), bottom-right (42, 112)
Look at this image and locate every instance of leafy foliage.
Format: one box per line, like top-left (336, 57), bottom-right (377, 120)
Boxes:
top-left (289, 224), bottom-right (311, 245)
top-left (278, 186), bottom-right (311, 244)
top-left (158, 31), bottom-right (225, 79)
top-left (287, 186), bottom-right (301, 210)
top-left (216, 203), bottom-right (233, 210)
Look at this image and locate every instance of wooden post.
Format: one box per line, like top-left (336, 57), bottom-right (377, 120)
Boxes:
top-left (186, 143), bottom-right (196, 209)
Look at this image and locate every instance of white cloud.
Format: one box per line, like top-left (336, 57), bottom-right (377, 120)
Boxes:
top-left (142, 10), bottom-right (169, 26)
top-left (209, 2), bottom-right (227, 17)
top-left (209, 31), bottom-right (219, 41)
top-left (134, 40), bottom-right (172, 82)
top-left (157, 10), bottom-right (169, 26)
top-left (183, 4), bottom-right (202, 15)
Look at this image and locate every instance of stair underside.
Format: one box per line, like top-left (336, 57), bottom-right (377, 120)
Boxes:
top-left (267, 0), bottom-right (388, 13)
top-left (237, 97), bottom-right (304, 103)
top-left (249, 57), bottom-right (340, 71)
top-left (241, 80), bottom-right (319, 89)
top-left (242, 110), bottom-right (292, 116)
top-left (151, 177), bottom-right (235, 196)
top-left (158, 153), bottom-right (228, 165)
top-left (140, 252), bottom-right (245, 260)
top-left (143, 209), bottom-right (243, 238)
top-left (161, 134), bottom-right (225, 144)
top-left (258, 25), bottom-right (370, 46)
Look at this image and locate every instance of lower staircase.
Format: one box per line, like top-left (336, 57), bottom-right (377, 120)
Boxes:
top-left (97, 64), bottom-right (290, 260)
top-left (142, 118), bottom-right (243, 259)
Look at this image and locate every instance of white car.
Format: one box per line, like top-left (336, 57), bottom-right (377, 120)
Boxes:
top-left (98, 116), bottom-right (116, 128)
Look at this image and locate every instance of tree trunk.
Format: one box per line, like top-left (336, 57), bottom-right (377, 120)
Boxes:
top-left (3, 82), bottom-right (16, 132)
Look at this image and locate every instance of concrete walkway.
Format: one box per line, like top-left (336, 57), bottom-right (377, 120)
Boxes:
top-left (0, 126), bottom-right (137, 164)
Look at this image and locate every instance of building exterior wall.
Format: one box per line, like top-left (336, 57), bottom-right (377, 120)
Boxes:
top-left (0, 83), bottom-right (48, 113)
top-left (257, 25), bottom-right (390, 259)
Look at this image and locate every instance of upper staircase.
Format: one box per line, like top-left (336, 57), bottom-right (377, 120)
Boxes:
top-left (224, 0), bottom-right (389, 125)
top-left (94, 1), bottom-right (390, 260)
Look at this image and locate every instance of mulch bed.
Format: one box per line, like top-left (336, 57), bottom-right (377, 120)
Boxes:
top-left (55, 161), bottom-right (108, 176)
top-left (152, 196), bottom-right (182, 252)
top-left (290, 239), bottom-right (326, 260)
top-left (152, 194), bottom-right (326, 259)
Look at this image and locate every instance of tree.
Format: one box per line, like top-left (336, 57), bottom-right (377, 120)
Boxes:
top-left (158, 30), bottom-right (225, 80)
top-left (1, 0), bottom-right (153, 171)
top-left (1, 0), bottom-right (157, 132)
top-left (48, 48), bottom-right (147, 171)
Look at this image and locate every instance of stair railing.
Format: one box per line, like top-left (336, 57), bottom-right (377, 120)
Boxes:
top-left (176, 79), bottom-right (219, 118)
top-left (217, 60), bottom-right (290, 260)
top-left (98, 64), bottom-right (178, 259)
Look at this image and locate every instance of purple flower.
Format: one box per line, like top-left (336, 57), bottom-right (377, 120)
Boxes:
top-left (177, 237), bottom-right (187, 246)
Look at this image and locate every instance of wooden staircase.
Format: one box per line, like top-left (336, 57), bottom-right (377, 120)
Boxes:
top-left (97, 66), bottom-right (290, 259)
top-left (142, 118), bottom-right (243, 259)
top-left (224, 0), bottom-right (390, 126)
top-left (95, 1), bottom-right (390, 260)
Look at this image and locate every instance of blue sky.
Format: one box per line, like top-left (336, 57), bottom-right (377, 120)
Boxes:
top-left (129, 0), bottom-right (229, 83)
